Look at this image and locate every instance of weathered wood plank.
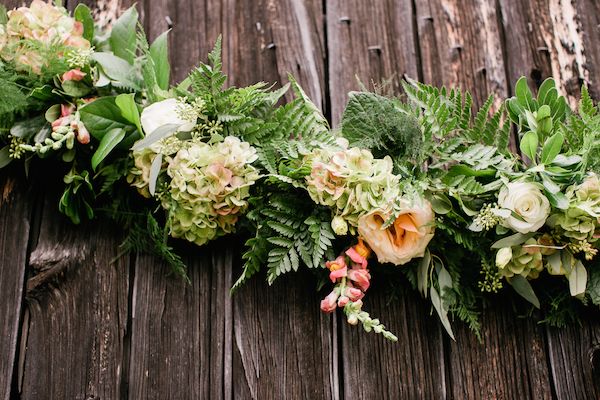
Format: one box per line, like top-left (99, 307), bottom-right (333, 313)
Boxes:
top-left (127, 246), bottom-right (231, 399)
top-left (448, 303), bottom-right (553, 400)
top-left (0, 171), bottom-right (31, 400)
top-left (498, 0), bottom-right (598, 104)
top-left (575, 0), bottom-right (600, 100)
top-left (546, 309), bottom-right (600, 400)
top-left (232, 269), bottom-right (337, 400)
top-left (339, 277), bottom-right (446, 400)
top-left (326, 0), bottom-right (419, 125)
top-left (19, 195), bottom-right (129, 399)
top-left (415, 0), bottom-right (508, 108)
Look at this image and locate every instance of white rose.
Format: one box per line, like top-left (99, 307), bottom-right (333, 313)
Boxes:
top-left (140, 98), bottom-right (196, 135)
top-left (498, 182), bottom-right (550, 234)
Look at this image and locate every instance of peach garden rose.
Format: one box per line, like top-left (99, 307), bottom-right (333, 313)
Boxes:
top-left (358, 198), bottom-right (435, 265)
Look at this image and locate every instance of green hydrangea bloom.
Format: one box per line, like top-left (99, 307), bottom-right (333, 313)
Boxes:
top-left (163, 136), bottom-right (259, 246)
top-left (548, 173), bottom-right (600, 241)
top-left (305, 139), bottom-right (400, 232)
top-left (495, 238), bottom-right (544, 279)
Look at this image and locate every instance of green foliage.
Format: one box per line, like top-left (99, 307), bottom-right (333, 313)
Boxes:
top-left (233, 189), bottom-right (335, 290)
top-left (109, 6), bottom-right (139, 64)
top-left (59, 167), bottom-right (95, 224)
top-left (341, 91), bottom-right (422, 161)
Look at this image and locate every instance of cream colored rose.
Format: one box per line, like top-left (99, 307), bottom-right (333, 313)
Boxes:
top-left (140, 99), bottom-right (196, 135)
top-left (498, 182), bottom-right (550, 234)
top-left (358, 199), bottom-right (435, 265)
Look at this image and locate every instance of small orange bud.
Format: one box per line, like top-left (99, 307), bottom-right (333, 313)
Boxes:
top-left (355, 238), bottom-right (371, 259)
top-left (327, 262), bottom-right (343, 271)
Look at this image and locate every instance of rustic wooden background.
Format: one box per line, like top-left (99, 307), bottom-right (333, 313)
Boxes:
top-left (1, 0), bottom-right (600, 399)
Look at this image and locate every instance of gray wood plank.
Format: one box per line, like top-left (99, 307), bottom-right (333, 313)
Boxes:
top-left (19, 196), bottom-right (129, 400)
top-left (448, 303), bottom-right (553, 400)
top-left (546, 310), bottom-right (600, 400)
top-left (326, 0), bottom-right (419, 125)
top-left (339, 279), bottom-right (446, 400)
top-left (415, 0), bottom-right (508, 108)
top-left (127, 246), bottom-right (231, 399)
top-left (232, 269), bottom-right (338, 400)
top-left (498, 0), bottom-right (598, 104)
top-left (326, 2), bottom-right (447, 398)
top-left (0, 172), bottom-right (31, 400)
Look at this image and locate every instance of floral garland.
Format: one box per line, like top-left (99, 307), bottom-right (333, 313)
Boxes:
top-left (1, 1), bottom-right (599, 341)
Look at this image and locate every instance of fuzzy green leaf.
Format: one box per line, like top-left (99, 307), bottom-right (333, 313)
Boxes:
top-left (342, 91), bottom-right (421, 159)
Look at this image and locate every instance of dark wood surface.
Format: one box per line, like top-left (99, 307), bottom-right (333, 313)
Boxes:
top-left (1, 0), bottom-right (600, 399)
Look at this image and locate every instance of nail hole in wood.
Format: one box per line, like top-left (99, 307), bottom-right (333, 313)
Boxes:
top-left (530, 69), bottom-right (543, 86)
top-left (339, 17), bottom-right (351, 24)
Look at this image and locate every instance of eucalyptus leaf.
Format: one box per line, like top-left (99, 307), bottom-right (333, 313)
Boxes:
top-left (519, 131), bottom-right (538, 161)
top-left (74, 4), bottom-right (94, 42)
top-left (545, 189), bottom-right (569, 210)
top-left (149, 31), bottom-right (171, 90)
top-left (61, 80), bottom-right (92, 98)
top-left (541, 131), bottom-right (564, 164)
top-left (430, 286), bottom-right (455, 340)
top-left (115, 93), bottom-right (142, 133)
top-left (45, 105), bottom-right (61, 123)
top-left (491, 232), bottom-right (532, 249)
top-left (10, 116), bottom-right (46, 140)
top-left (132, 123), bottom-right (180, 151)
top-left (149, 153), bottom-right (163, 196)
top-left (109, 6), bottom-right (138, 64)
top-left (0, 146), bottom-right (13, 168)
top-left (92, 52), bottom-right (140, 90)
top-left (79, 97), bottom-right (130, 140)
top-left (91, 128), bottom-right (126, 171)
top-left (430, 194), bottom-right (452, 214)
top-left (417, 250), bottom-right (431, 297)
top-left (540, 173), bottom-right (560, 194)
top-left (508, 275), bottom-right (540, 308)
top-left (568, 261), bottom-right (587, 297)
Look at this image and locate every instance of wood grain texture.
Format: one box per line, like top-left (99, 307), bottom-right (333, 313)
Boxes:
top-left (326, 0), bottom-right (420, 125)
top-left (574, 0), bottom-right (600, 100)
top-left (0, 172), bottom-right (31, 400)
top-left (447, 303), bottom-right (553, 400)
top-left (127, 245), bottom-right (231, 399)
top-left (339, 279), bottom-right (446, 400)
top-left (19, 195), bottom-right (129, 400)
top-left (498, 0), bottom-right (597, 105)
top-left (546, 310), bottom-right (600, 400)
top-left (415, 0), bottom-right (508, 108)
top-left (232, 269), bottom-right (337, 400)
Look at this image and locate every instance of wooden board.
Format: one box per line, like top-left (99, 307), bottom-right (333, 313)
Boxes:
top-left (2, 0), bottom-right (600, 399)
top-left (19, 195), bottom-right (129, 400)
top-left (0, 171), bottom-right (31, 400)
top-left (326, 0), bottom-right (419, 125)
top-left (127, 246), bottom-right (231, 399)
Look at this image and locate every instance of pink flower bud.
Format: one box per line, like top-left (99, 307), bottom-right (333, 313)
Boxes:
top-left (337, 296), bottom-right (349, 307)
top-left (62, 68), bottom-right (86, 82)
top-left (329, 266), bottom-right (347, 283)
top-left (348, 268), bottom-right (371, 292)
top-left (60, 104), bottom-right (75, 117)
top-left (51, 117), bottom-right (68, 130)
top-left (344, 287), bottom-right (364, 302)
top-left (320, 291), bottom-right (339, 313)
top-left (76, 122), bottom-right (90, 144)
top-left (346, 247), bottom-right (367, 268)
